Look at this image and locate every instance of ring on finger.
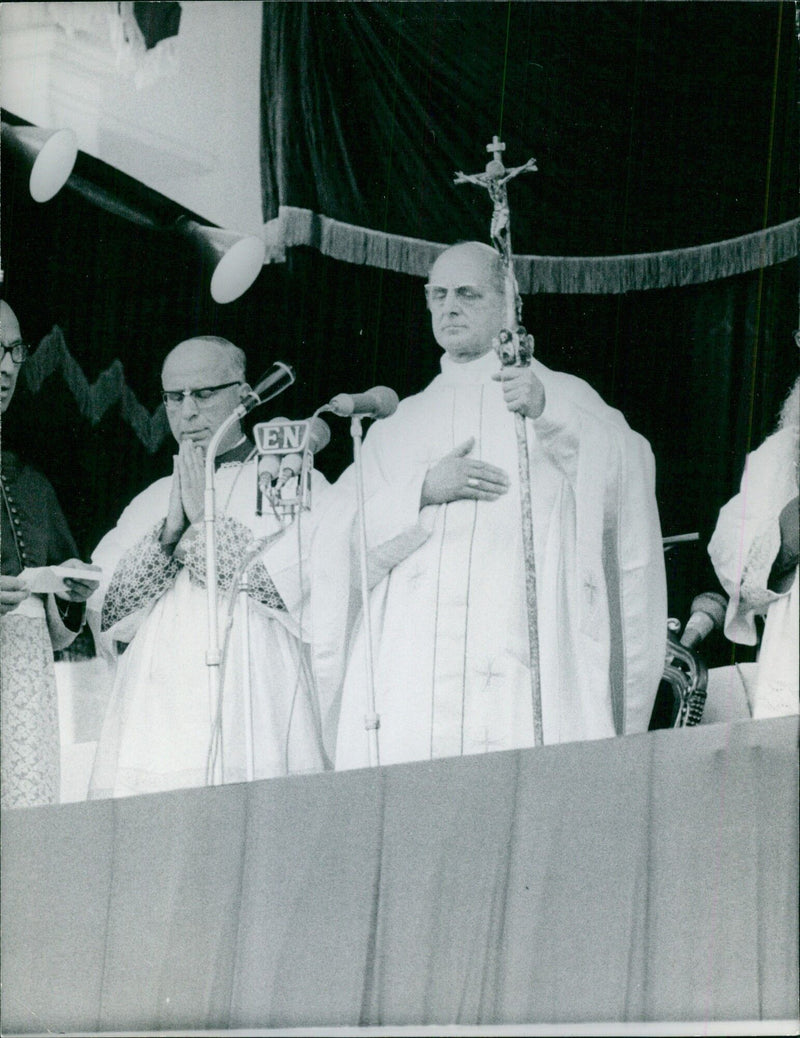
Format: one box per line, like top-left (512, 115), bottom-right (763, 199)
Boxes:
top-left (468, 477), bottom-right (479, 488)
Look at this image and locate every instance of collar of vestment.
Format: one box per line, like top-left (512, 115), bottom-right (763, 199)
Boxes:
top-left (439, 349), bottom-right (502, 385)
top-left (214, 437), bottom-right (253, 468)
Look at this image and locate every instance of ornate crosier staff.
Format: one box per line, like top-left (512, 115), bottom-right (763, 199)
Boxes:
top-left (455, 135), bottom-right (543, 746)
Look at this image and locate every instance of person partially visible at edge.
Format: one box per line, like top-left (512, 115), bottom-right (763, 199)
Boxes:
top-left (0, 299), bottom-right (99, 809)
top-left (87, 336), bottom-right (329, 799)
top-left (265, 241), bottom-right (668, 769)
top-left (708, 360), bottom-right (799, 719)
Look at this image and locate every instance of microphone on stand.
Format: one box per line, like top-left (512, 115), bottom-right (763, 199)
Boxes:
top-left (275, 453), bottom-right (304, 491)
top-left (327, 386), bottom-right (399, 420)
top-left (276, 416), bottom-right (330, 488)
top-left (258, 455), bottom-right (281, 485)
top-left (321, 385), bottom-right (400, 768)
top-left (680, 592), bottom-right (727, 650)
top-left (239, 361), bottom-right (296, 415)
top-left (298, 415), bottom-right (332, 453)
top-left (202, 362), bottom-right (295, 785)
top-left (256, 416), bottom-right (289, 494)
top-left (254, 415), bottom-right (331, 517)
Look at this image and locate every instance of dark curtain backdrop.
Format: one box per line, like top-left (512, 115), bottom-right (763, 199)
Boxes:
top-left (1, 1), bottom-right (798, 667)
top-left (261, 2), bottom-right (797, 252)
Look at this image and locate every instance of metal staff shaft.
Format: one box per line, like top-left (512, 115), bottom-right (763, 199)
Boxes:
top-left (505, 351), bottom-right (544, 746)
top-left (456, 135), bottom-right (543, 745)
top-left (504, 254), bottom-right (539, 751)
top-left (500, 266), bottom-right (543, 746)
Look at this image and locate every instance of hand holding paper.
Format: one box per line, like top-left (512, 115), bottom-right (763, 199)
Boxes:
top-left (19, 561), bottom-right (102, 600)
top-left (0, 575), bottom-right (30, 616)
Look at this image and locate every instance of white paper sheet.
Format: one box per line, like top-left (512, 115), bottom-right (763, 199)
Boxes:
top-left (18, 565), bottom-right (102, 595)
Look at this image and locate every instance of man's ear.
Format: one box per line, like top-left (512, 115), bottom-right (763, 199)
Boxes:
top-left (237, 382), bottom-right (252, 403)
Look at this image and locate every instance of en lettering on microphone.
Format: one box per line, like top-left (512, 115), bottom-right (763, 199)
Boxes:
top-left (253, 417), bottom-right (330, 517)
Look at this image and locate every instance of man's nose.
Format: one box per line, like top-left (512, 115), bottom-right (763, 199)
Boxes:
top-left (442, 289), bottom-right (463, 313)
top-left (179, 393), bottom-right (200, 416)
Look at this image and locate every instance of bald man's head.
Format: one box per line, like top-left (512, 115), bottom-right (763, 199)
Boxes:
top-left (161, 336), bottom-right (250, 452)
top-left (162, 336), bottom-right (246, 384)
top-left (431, 242), bottom-right (507, 294)
top-left (425, 242), bottom-right (508, 363)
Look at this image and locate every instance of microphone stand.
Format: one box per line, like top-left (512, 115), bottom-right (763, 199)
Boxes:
top-left (204, 408), bottom-right (245, 784)
top-left (349, 414), bottom-right (380, 767)
top-left (238, 566), bottom-right (255, 781)
top-left (203, 365), bottom-right (295, 784)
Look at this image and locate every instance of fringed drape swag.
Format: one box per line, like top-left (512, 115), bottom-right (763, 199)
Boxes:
top-left (265, 208), bottom-right (799, 294)
top-left (260, 3), bottom-right (797, 287)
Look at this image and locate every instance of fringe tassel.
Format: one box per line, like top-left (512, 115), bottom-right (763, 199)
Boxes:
top-left (23, 326), bottom-right (170, 454)
top-left (265, 207), bottom-right (798, 293)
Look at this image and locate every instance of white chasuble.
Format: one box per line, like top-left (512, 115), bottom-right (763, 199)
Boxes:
top-left (332, 350), bottom-right (666, 770)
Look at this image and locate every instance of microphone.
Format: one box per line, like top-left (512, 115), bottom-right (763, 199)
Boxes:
top-left (275, 453), bottom-right (304, 490)
top-left (680, 591), bottom-right (727, 650)
top-left (301, 415), bottom-right (332, 454)
top-left (258, 454), bottom-right (282, 490)
top-left (274, 418), bottom-right (331, 489)
top-left (256, 416), bottom-right (288, 490)
top-left (241, 361), bottom-right (296, 414)
top-left (255, 416), bottom-right (331, 487)
top-left (328, 386), bottom-right (399, 420)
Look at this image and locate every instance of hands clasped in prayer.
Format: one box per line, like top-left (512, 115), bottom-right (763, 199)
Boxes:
top-left (162, 440), bottom-right (206, 549)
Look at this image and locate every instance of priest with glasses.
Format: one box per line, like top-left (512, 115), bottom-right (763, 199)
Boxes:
top-left (1, 299), bottom-right (99, 808)
top-left (87, 335), bottom-right (328, 799)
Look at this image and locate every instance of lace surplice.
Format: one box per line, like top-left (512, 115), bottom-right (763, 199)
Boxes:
top-left (101, 516), bottom-right (286, 634)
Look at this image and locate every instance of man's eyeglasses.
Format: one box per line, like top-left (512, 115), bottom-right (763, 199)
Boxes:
top-left (161, 381), bottom-right (242, 408)
top-left (0, 341), bottom-right (31, 365)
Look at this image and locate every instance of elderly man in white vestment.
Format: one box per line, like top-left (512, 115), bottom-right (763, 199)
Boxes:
top-left (708, 373), bottom-right (799, 719)
top-left (87, 336), bottom-right (328, 798)
top-left (269, 242), bottom-right (667, 769)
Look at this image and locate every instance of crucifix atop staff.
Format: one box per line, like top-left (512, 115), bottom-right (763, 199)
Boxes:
top-left (455, 135), bottom-right (537, 330)
top-left (455, 135), bottom-right (544, 746)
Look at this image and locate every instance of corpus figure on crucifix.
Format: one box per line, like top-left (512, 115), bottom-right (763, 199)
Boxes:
top-left (455, 136), bottom-right (536, 361)
top-left (455, 135), bottom-right (538, 265)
